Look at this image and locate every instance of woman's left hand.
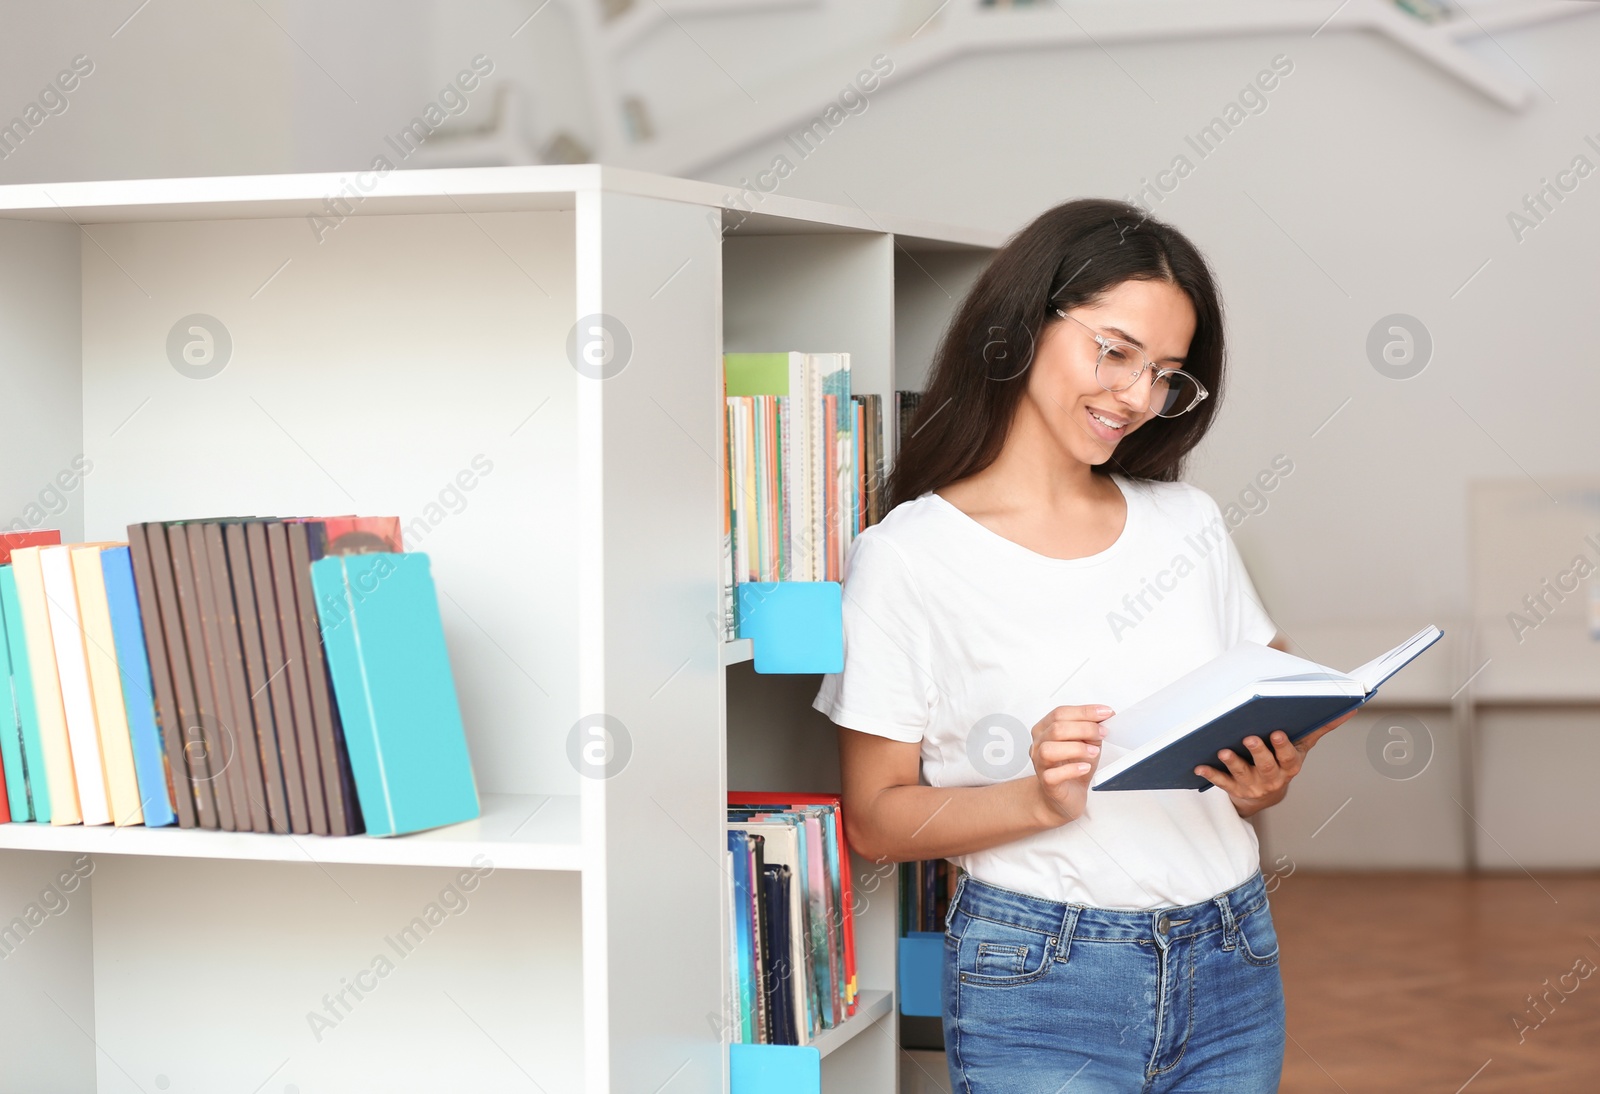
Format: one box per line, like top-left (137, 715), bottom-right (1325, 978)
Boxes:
top-left (1194, 710), bottom-right (1357, 817)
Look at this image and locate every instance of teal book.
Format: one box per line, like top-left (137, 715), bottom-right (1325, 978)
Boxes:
top-left (0, 565), bottom-right (47, 822)
top-left (100, 547), bottom-right (177, 827)
top-left (309, 552), bottom-right (478, 836)
top-left (727, 829), bottom-right (756, 1044)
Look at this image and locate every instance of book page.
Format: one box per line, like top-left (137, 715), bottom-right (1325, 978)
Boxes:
top-left (1099, 641), bottom-right (1336, 751)
top-left (1345, 626), bottom-right (1444, 693)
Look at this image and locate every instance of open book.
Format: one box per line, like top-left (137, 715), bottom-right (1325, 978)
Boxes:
top-left (1090, 625), bottom-right (1443, 792)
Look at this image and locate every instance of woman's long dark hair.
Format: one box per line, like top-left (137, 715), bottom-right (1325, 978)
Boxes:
top-left (888, 199), bottom-right (1227, 510)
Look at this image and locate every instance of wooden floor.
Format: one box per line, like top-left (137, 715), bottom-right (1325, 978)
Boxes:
top-left (899, 872), bottom-right (1600, 1093)
top-left (1275, 872), bottom-right (1600, 1093)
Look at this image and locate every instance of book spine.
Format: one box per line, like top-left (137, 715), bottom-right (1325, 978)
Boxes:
top-left (145, 526), bottom-right (216, 828)
top-left (721, 370), bottom-right (736, 641)
top-left (0, 568), bottom-right (38, 821)
top-left (202, 525), bottom-right (270, 833)
top-left (247, 522), bottom-right (310, 833)
top-left (225, 524), bottom-right (290, 832)
top-left (69, 546), bottom-right (143, 826)
top-left (288, 522), bottom-right (354, 836)
top-left (40, 547), bottom-right (110, 826)
top-left (185, 525), bottom-right (251, 832)
top-left (267, 522), bottom-right (329, 835)
top-left (101, 545), bottom-right (177, 827)
top-left (778, 395), bottom-right (791, 583)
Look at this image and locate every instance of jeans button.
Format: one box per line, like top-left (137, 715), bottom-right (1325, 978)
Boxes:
top-left (1156, 913), bottom-right (1170, 935)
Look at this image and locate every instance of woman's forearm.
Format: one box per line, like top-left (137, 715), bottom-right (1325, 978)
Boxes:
top-left (847, 777), bottom-right (1071, 865)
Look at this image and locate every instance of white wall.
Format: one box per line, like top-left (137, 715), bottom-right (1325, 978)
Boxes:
top-left (0, 0), bottom-right (593, 182)
top-left (691, 17), bottom-right (1600, 633)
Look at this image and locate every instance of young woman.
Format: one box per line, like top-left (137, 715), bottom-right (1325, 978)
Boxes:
top-left (812, 199), bottom-right (1353, 1093)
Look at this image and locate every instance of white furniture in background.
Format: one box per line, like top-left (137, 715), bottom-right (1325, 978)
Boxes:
top-left (0, 164), bottom-right (996, 1094)
top-left (1257, 477), bottom-right (1600, 873)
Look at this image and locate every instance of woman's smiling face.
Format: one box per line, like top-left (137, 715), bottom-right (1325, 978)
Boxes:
top-left (1023, 277), bottom-right (1198, 466)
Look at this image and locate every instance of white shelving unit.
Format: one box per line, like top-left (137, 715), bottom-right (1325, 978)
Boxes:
top-left (0, 165), bottom-right (998, 1093)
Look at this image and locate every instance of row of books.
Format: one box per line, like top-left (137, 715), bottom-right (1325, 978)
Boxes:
top-left (894, 390), bottom-right (924, 454)
top-left (725, 792), bottom-right (857, 1046)
top-left (901, 857), bottom-right (961, 935)
top-left (0, 520), bottom-right (478, 837)
top-left (716, 372), bottom-right (930, 641)
top-left (721, 353), bottom-right (890, 591)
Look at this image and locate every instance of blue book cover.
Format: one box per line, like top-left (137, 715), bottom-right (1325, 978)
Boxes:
top-left (727, 829), bottom-right (755, 1044)
top-left (1091, 626), bottom-right (1443, 792)
top-left (100, 547), bottom-right (177, 827)
top-left (0, 565), bottom-right (46, 822)
top-left (309, 552), bottom-right (479, 836)
top-left (760, 863), bottom-right (797, 1045)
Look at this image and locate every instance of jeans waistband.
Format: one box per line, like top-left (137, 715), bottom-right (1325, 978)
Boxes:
top-left (950, 869), bottom-right (1269, 948)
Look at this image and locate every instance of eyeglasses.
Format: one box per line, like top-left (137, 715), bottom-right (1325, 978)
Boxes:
top-left (1052, 308), bottom-right (1209, 418)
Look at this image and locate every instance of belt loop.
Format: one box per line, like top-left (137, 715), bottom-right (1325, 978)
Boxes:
top-left (1054, 904), bottom-right (1080, 964)
top-left (943, 872), bottom-right (968, 933)
top-left (1214, 893), bottom-right (1238, 950)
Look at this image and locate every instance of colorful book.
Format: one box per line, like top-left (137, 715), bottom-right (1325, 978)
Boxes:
top-left (9, 547), bottom-right (79, 824)
top-left (309, 552), bottom-right (478, 836)
top-left (727, 829), bottom-right (757, 1044)
top-left (728, 817), bottom-right (812, 1044)
top-left (0, 566), bottom-right (47, 821)
top-left (761, 864), bottom-right (798, 1045)
top-left (730, 791), bottom-right (858, 1018)
top-left (40, 545), bottom-right (112, 826)
top-left (0, 531), bottom-right (62, 564)
top-left (70, 544), bottom-right (144, 826)
top-left (101, 546), bottom-right (178, 828)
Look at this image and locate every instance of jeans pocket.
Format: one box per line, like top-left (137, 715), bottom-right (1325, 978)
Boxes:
top-left (1235, 903), bottom-right (1281, 967)
top-left (950, 909), bottom-right (1058, 987)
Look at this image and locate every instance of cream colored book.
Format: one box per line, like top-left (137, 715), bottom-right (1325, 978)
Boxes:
top-left (8, 547), bottom-right (81, 825)
top-left (71, 545), bottom-right (144, 826)
top-left (40, 545), bottom-right (113, 826)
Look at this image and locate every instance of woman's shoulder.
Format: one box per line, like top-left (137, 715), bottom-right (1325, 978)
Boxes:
top-left (842, 494), bottom-right (949, 578)
top-left (1119, 473), bottom-right (1222, 522)
top-left (869, 492), bottom-right (949, 543)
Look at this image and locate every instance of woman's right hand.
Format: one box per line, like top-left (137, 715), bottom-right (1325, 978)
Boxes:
top-left (1029, 704), bottom-right (1114, 824)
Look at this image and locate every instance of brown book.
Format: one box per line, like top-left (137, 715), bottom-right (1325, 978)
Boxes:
top-left (187, 525), bottom-right (254, 832)
top-left (124, 524), bottom-right (198, 828)
top-left (287, 521), bottom-right (353, 836)
top-left (225, 522), bottom-right (292, 833)
top-left (246, 521), bottom-right (309, 833)
top-left (167, 524), bottom-right (237, 831)
top-left (202, 523), bottom-right (273, 833)
top-left (150, 523), bottom-right (220, 829)
top-left (267, 521), bottom-right (328, 834)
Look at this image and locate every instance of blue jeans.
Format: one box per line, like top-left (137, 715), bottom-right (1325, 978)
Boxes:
top-left (941, 869), bottom-right (1285, 1093)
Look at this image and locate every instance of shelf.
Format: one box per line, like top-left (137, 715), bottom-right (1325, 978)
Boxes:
top-left (0, 164), bottom-right (1002, 250)
top-left (0, 161), bottom-right (982, 1092)
top-left (809, 988), bottom-right (893, 1059)
top-left (0, 792), bottom-right (582, 871)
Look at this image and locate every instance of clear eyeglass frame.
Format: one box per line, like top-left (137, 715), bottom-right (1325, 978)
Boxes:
top-left (1052, 307), bottom-right (1209, 418)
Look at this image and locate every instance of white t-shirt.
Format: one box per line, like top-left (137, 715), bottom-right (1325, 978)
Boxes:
top-left (812, 472), bottom-right (1279, 911)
